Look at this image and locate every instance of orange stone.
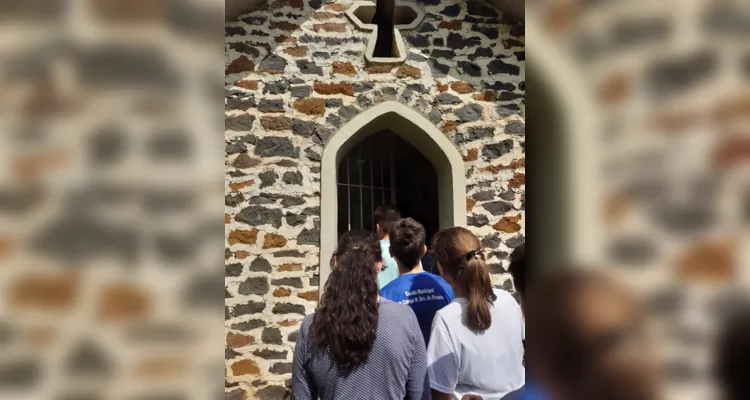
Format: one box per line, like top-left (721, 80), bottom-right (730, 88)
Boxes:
top-left (227, 332), bottom-right (255, 348)
top-left (298, 290), bottom-right (319, 301)
top-left (226, 56), bottom-right (255, 74)
top-left (97, 283), bottom-right (151, 322)
top-left (463, 148), bottom-right (478, 161)
top-left (368, 65), bottom-right (392, 74)
top-left (466, 198), bottom-right (476, 212)
top-left (229, 180), bottom-right (255, 191)
top-left (508, 173), bottom-right (525, 189)
top-left (232, 359), bottom-right (261, 376)
top-left (236, 80), bottom-right (259, 90)
top-left (0, 236), bottom-right (13, 260)
top-left (234, 250), bottom-right (250, 259)
top-left (26, 325), bottom-right (56, 348)
top-left (713, 135), bottom-right (750, 169)
top-left (451, 81), bottom-right (474, 94)
top-left (438, 20), bottom-right (462, 30)
top-left (228, 229), bottom-right (259, 245)
top-left (437, 83), bottom-right (448, 92)
top-left (675, 241), bottom-right (735, 284)
top-left (326, 3), bottom-right (348, 11)
top-left (225, 214), bottom-right (231, 224)
top-left (493, 215), bottom-right (522, 233)
top-left (135, 356), bottom-right (186, 379)
top-left (278, 263), bottom-right (302, 272)
top-left (14, 150), bottom-right (69, 181)
top-left (474, 90), bottom-right (497, 102)
top-left (313, 81), bottom-right (354, 96)
top-left (9, 273), bottom-right (78, 311)
top-left (283, 46), bottom-right (308, 57)
top-left (269, 20), bottom-right (299, 31)
top-left (263, 233), bottom-right (288, 249)
top-left (604, 195), bottom-right (628, 230)
top-left (313, 23), bottom-right (346, 32)
top-left (442, 121), bottom-right (457, 134)
top-left (332, 61), bottom-right (357, 76)
top-left (273, 287), bottom-right (292, 297)
top-left (395, 65), bottom-right (421, 78)
top-left (314, 11), bottom-right (336, 19)
top-left (293, 98), bottom-right (326, 115)
top-left (596, 71), bottom-right (631, 105)
top-left (279, 319), bottom-right (300, 327)
top-left (712, 93), bottom-right (750, 124)
top-left (260, 116), bottom-right (292, 131)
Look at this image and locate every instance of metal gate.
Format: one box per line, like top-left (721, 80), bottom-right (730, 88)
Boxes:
top-left (337, 133), bottom-right (398, 238)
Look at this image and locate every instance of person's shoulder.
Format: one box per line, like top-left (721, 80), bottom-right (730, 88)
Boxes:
top-left (380, 301), bottom-right (418, 321)
top-left (381, 275), bottom-right (407, 294)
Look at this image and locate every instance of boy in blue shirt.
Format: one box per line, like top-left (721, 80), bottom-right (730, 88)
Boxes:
top-left (380, 218), bottom-right (453, 346)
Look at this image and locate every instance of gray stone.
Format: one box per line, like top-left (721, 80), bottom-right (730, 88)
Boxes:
top-left (290, 86), bottom-right (312, 98)
top-left (327, 114), bottom-right (343, 129)
top-left (338, 106), bottom-right (360, 119)
top-left (482, 140), bottom-right (514, 159)
top-left (456, 104), bottom-right (484, 122)
top-left (233, 153), bottom-right (261, 169)
top-left (466, 0), bottom-right (498, 17)
top-left (231, 319), bottom-right (266, 331)
top-left (232, 302), bottom-right (266, 317)
top-left (430, 60), bottom-right (450, 75)
top-left (225, 193), bottom-right (244, 207)
top-left (271, 277), bottom-right (303, 288)
top-left (296, 60), bottom-right (323, 75)
top-left (652, 203), bottom-right (715, 235)
top-left (0, 359), bottom-right (39, 390)
top-left (489, 250), bottom-right (509, 261)
top-left (236, 205), bottom-right (283, 228)
top-left (506, 235), bottom-right (524, 249)
top-left (263, 80), bottom-right (289, 94)
top-left (496, 104), bottom-right (520, 117)
top-left (608, 236), bottom-right (657, 265)
top-left (472, 25), bottom-right (499, 39)
top-left (272, 303), bottom-right (306, 315)
top-left (489, 263), bottom-right (506, 274)
top-left (436, 93), bottom-right (461, 104)
top-left (256, 386), bottom-right (287, 400)
top-left (226, 141), bottom-right (246, 154)
top-left (458, 61), bottom-right (482, 77)
top-left (401, 89), bottom-right (413, 100)
top-left (238, 277), bottom-right (269, 295)
top-left (253, 349), bottom-right (288, 360)
top-left (418, 22), bottom-right (437, 33)
top-left (282, 171), bottom-right (303, 185)
top-left (468, 214), bottom-right (489, 227)
top-left (325, 98), bottom-right (343, 108)
top-left (225, 306), bottom-right (230, 319)
top-left (262, 327), bottom-right (283, 344)
top-left (270, 362), bottom-right (293, 374)
top-left (299, 34), bottom-right (322, 44)
top-left (505, 121), bottom-right (525, 135)
top-left (441, 4), bottom-right (460, 16)
top-left (310, 275), bottom-right (319, 286)
top-left (433, 38), bottom-right (444, 46)
top-left (226, 115), bottom-right (255, 131)
top-left (286, 213), bottom-right (306, 226)
top-left (254, 137), bottom-right (299, 159)
top-left (470, 47), bottom-right (494, 60)
top-left (482, 233), bottom-right (501, 249)
top-left (182, 272), bottom-right (223, 308)
top-left (382, 87), bottom-right (399, 97)
top-left (488, 60), bottom-right (521, 75)
top-left (500, 191), bottom-right (515, 201)
top-left (407, 83), bottom-right (427, 94)
top-left (353, 82), bottom-right (374, 92)
top-left (288, 331), bottom-right (299, 342)
top-left (646, 50), bottom-right (716, 98)
top-left (447, 33), bottom-right (480, 49)
top-left (304, 147), bottom-right (321, 161)
top-left (407, 35), bottom-right (429, 47)
top-left (499, 91), bottom-right (524, 101)
top-left (226, 348), bottom-right (241, 359)
top-left (455, 126), bottom-right (494, 144)
top-left (226, 388), bottom-right (246, 400)
top-left (427, 108), bottom-right (442, 124)
top-left (483, 201), bottom-right (513, 215)
top-left (312, 51), bottom-right (331, 59)
top-left (431, 49), bottom-right (456, 59)
top-left (257, 99), bottom-right (285, 113)
top-left (357, 95), bottom-right (373, 108)
top-left (473, 191), bottom-right (495, 201)
top-left (704, 3), bottom-right (750, 37)
top-left (292, 119), bottom-right (317, 137)
top-left (297, 228), bottom-right (320, 245)
top-left (225, 289), bottom-right (232, 299)
top-left (226, 263), bottom-right (243, 277)
top-left (248, 196), bottom-right (274, 204)
top-left (281, 197), bottom-right (305, 207)
top-left (275, 250), bottom-right (306, 257)
top-left (258, 55), bottom-right (287, 72)
top-left (249, 257), bottom-right (272, 272)
top-left (65, 341), bottom-right (112, 378)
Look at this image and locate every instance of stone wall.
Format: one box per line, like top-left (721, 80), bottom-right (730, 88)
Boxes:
top-left (224, 0), bottom-right (525, 397)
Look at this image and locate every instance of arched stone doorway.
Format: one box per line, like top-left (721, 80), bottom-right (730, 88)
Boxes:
top-left (320, 101), bottom-right (467, 289)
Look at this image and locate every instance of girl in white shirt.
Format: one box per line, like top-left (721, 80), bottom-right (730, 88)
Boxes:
top-left (427, 227), bottom-right (525, 400)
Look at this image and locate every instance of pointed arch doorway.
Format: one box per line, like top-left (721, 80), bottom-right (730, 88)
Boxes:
top-left (319, 102), bottom-right (467, 291)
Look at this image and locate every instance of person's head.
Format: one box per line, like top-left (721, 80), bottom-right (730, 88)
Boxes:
top-left (374, 204), bottom-right (400, 240)
top-left (331, 230), bottom-right (383, 273)
top-left (312, 230), bottom-right (381, 370)
top-left (388, 218), bottom-right (427, 272)
top-left (715, 304), bottom-right (750, 400)
top-left (431, 227), bottom-right (497, 331)
top-left (526, 268), bottom-right (658, 400)
top-left (508, 243), bottom-right (526, 308)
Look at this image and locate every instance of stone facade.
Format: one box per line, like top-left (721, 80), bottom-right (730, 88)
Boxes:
top-left (225, 0), bottom-right (525, 397)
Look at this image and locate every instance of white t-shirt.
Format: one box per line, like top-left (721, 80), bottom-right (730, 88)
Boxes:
top-left (426, 289), bottom-right (525, 400)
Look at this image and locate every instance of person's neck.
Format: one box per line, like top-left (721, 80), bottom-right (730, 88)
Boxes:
top-left (380, 234), bottom-right (389, 241)
top-left (399, 263), bottom-right (423, 275)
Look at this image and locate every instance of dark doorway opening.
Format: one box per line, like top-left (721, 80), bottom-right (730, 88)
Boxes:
top-left (337, 130), bottom-right (440, 246)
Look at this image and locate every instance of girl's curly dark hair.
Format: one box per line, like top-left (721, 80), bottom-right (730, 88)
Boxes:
top-left (312, 230), bottom-right (381, 370)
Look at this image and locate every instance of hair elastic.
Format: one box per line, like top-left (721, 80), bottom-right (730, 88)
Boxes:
top-left (465, 249), bottom-right (483, 261)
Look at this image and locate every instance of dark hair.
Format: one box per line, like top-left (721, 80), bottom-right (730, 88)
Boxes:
top-left (374, 205), bottom-right (400, 235)
top-left (508, 243), bottom-right (526, 300)
top-left (389, 218), bottom-right (426, 268)
top-left (331, 230), bottom-right (383, 267)
top-left (716, 305), bottom-right (750, 400)
top-left (312, 230), bottom-right (380, 370)
top-left (432, 227), bottom-right (496, 331)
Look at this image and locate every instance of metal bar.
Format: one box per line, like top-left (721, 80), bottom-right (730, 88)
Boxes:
top-left (346, 155), bottom-right (352, 230)
top-left (370, 140), bottom-right (375, 229)
top-left (390, 150), bottom-right (397, 204)
top-left (381, 148), bottom-right (385, 205)
top-left (336, 184), bottom-right (390, 190)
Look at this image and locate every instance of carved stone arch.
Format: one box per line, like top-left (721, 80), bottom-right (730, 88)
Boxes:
top-left (319, 101), bottom-right (467, 290)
